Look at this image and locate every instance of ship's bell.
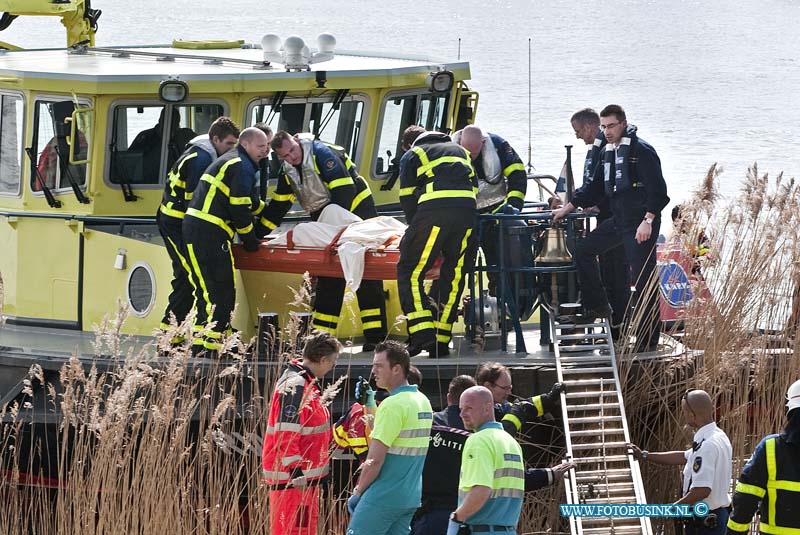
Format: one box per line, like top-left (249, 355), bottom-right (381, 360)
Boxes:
top-left (535, 227), bottom-right (572, 264)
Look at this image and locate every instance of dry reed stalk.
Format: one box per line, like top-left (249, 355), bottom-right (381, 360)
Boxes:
top-left (615, 163), bottom-right (800, 535)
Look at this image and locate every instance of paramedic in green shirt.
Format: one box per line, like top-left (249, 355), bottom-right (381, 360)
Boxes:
top-left (448, 386), bottom-right (525, 535)
top-left (346, 341), bottom-right (433, 535)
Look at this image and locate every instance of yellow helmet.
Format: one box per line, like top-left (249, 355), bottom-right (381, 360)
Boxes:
top-left (787, 379), bottom-right (800, 412)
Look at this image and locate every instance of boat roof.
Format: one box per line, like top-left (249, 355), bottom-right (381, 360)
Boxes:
top-left (0, 44), bottom-right (471, 83)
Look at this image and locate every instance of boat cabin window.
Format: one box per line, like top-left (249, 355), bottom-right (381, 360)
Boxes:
top-left (0, 94), bottom-right (23, 196)
top-left (107, 103), bottom-right (225, 187)
top-left (248, 95), bottom-right (365, 167)
top-left (31, 99), bottom-right (89, 193)
top-left (373, 92), bottom-right (450, 179)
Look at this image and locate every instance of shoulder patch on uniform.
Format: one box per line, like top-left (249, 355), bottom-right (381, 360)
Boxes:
top-left (693, 456), bottom-right (702, 473)
top-left (418, 412), bottom-right (432, 419)
top-left (506, 145), bottom-right (514, 154)
top-left (504, 453), bottom-right (521, 462)
top-left (325, 159), bottom-right (336, 170)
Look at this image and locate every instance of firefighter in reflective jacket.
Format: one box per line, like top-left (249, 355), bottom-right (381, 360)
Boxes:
top-left (260, 131), bottom-right (387, 349)
top-left (182, 127), bottom-right (270, 352)
top-left (453, 125), bottom-right (526, 213)
top-left (262, 333), bottom-right (340, 535)
top-left (156, 117), bottom-right (240, 342)
top-left (727, 379), bottom-right (800, 535)
top-left (397, 126), bottom-right (478, 358)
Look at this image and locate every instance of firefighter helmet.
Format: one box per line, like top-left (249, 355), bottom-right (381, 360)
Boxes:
top-left (787, 379), bottom-right (800, 412)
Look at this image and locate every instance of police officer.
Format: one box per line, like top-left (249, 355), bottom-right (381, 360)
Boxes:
top-left (570, 108), bottom-right (630, 332)
top-left (260, 131), bottom-right (387, 350)
top-left (397, 125), bottom-right (478, 358)
top-left (156, 117), bottom-right (240, 342)
top-left (628, 389), bottom-right (732, 534)
top-left (554, 104), bottom-right (669, 351)
top-left (414, 375), bottom-right (572, 535)
top-left (183, 127), bottom-right (271, 353)
top-left (447, 386), bottom-right (525, 535)
top-left (347, 341), bottom-right (433, 535)
top-left (727, 379), bottom-right (800, 534)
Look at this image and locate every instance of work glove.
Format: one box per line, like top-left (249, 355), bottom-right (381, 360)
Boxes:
top-left (354, 376), bottom-right (376, 408)
top-left (347, 493), bottom-right (361, 515)
top-left (242, 237), bottom-right (260, 252)
top-left (540, 382), bottom-right (566, 412)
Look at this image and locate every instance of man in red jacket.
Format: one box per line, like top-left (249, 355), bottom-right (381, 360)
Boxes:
top-left (262, 333), bottom-right (341, 535)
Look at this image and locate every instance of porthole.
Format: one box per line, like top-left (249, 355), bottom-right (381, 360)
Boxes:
top-left (126, 262), bottom-right (156, 317)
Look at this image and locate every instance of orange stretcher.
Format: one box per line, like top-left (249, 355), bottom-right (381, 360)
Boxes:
top-left (233, 227), bottom-right (441, 280)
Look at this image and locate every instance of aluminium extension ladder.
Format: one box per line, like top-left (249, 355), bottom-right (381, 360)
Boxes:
top-left (553, 316), bottom-right (653, 535)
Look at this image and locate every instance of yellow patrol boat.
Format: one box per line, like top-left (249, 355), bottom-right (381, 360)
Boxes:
top-left (0, 0), bottom-right (480, 353)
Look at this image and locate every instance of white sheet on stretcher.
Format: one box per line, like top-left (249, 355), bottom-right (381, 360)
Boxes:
top-left (267, 204), bottom-right (406, 291)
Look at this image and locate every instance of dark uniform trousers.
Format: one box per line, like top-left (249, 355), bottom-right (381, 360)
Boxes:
top-left (575, 215), bottom-right (661, 347)
top-left (398, 209), bottom-right (476, 346)
top-left (183, 222), bottom-right (236, 344)
top-left (596, 212), bottom-right (631, 328)
top-left (156, 211), bottom-right (195, 332)
top-left (311, 203), bottom-right (387, 342)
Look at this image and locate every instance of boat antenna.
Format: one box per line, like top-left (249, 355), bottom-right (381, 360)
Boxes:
top-left (526, 37), bottom-right (534, 172)
top-left (457, 37), bottom-right (461, 60)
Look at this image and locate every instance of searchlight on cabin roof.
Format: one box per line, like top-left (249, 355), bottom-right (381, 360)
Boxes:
top-left (426, 69), bottom-right (454, 94)
top-left (159, 79), bottom-right (188, 103)
top-left (261, 33), bottom-right (337, 71)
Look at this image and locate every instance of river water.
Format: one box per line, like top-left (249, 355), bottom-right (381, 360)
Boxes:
top-left (5, 0), bottom-right (799, 215)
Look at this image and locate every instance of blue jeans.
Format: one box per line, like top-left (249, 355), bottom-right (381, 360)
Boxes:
top-left (347, 504), bottom-right (418, 535)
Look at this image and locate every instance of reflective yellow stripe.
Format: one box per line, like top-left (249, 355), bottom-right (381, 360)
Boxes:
top-left (531, 395), bottom-right (544, 417)
top-left (411, 146), bottom-right (434, 177)
top-left (351, 187), bottom-right (372, 211)
top-left (418, 189), bottom-right (476, 203)
top-left (230, 196), bottom-right (252, 206)
top-left (416, 155), bottom-right (472, 178)
top-left (408, 321), bottom-right (435, 334)
top-left (767, 438), bottom-right (777, 524)
top-left (400, 186), bottom-right (417, 196)
top-left (736, 481), bottom-right (766, 498)
top-left (438, 227), bottom-right (471, 326)
top-left (313, 324), bottom-right (336, 334)
top-left (186, 208), bottom-right (234, 238)
top-left (726, 518), bottom-right (751, 532)
top-left (407, 310), bottom-right (432, 320)
top-left (328, 177), bottom-right (353, 189)
top-left (411, 227), bottom-right (440, 314)
top-left (312, 311), bottom-right (339, 323)
top-left (237, 223), bottom-right (254, 235)
top-left (506, 190), bottom-right (526, 200)
top-left (434, 321), bottom-right (452, 332)
top-left (503, 162), bottom-right (525, 176)
top-left (760, 523), bottom-right (800, 535)
top-left (187, 244), bottom-right (213, 325)
top-left (770, 480), bottom-right (800, 491)
top-left (205, 330), bottom-right (222, 340)
top-left (272, 192), bottom-right (295, 202)
top-left (361, 308), bottom-right (381, 317)
top-left (436, 334), bottom-right (450, 343)
top-left (260, 217), bottom-right (277, 230)
top-left (165, 237), bottom-right (196, 292)
top-left (159, 203), bottom-right (185, 219)
top-left (185, 191), bottom-right (193, 201)
top-left (501, 413), bottom-right (522, 431)
top-left (251, 200), bottom-right (265, 215)
top-left (362, 320), bottom-right (382, 330)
